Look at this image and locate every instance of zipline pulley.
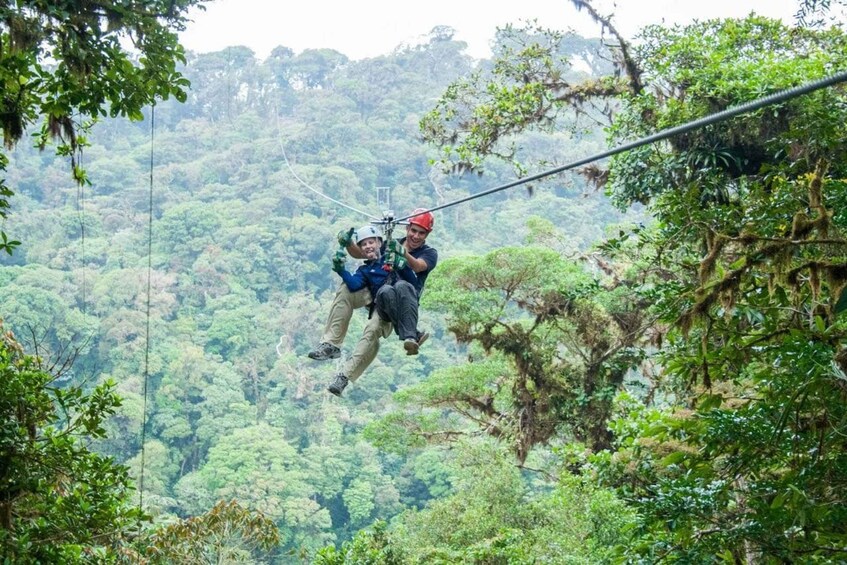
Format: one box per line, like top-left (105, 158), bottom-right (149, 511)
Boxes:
top-left (379, 210), bottom-right (399, 272)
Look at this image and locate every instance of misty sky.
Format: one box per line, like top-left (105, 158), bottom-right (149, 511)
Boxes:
top-left (179, 0), bottom-right (799, 61)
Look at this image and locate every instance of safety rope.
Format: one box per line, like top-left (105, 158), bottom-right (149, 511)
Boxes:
top-left (139, 103), bottom-right (155, 509)
top-left (393, 69), bottom-right (847, 223)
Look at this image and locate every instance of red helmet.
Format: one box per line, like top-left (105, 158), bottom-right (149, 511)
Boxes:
top-left (408, 208), bottom-right (434, 232)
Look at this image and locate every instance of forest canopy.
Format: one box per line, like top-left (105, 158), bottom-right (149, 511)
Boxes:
top-left (2, 0), bottom-right (847, 562)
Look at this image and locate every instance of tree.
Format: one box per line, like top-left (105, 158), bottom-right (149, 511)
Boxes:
top-left (143, 500), bottom-right (280, 564)
top-left (0, 0), bottom-right (210, 254)
top-left (419, 1), bottom-right (847, 560)
top-left (419, 19), bottom-right (627, 178)
top-left (0, 322), bottom-right (143, 562)
top-left (795, 0), bottom-right (847, 27)
top-left (151, 343), bottom-right (253, 473)
top-left (174, 423), bottom-right (334, 552)
top-left (0, 321), bottom-right (291, 564)
top-left (181, 47), bottom-right (261, 122)
top-left (596, 16), bottom-right (847, 562)
top-left (313, 520), bottom-right (405, 565)
top-left (393, 444), bottom-right (632, 563)
top-left (314, 442), bottom-right (634, 564)
top-left (368, 246), bottom-right (648, 463)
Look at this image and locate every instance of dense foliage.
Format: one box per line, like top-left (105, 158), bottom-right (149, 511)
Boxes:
top-left (1, 21), bottom-right (634, 562)
top-left (0, 322), bottom-right (143, 562)
top-left (601, 17), bottom-right (847, 562)
top-left (418, 1), bottom-right (847, 561)
top-left (6, 0), bottom-right (846, 562)
top-left (0, 0), bottom-right (209, 254)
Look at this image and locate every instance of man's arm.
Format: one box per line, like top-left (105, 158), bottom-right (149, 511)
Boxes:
top-left (405, 246), bottom-right (437, 274)
top-left (404, 248), bottom-right (429, 273)
top-left (397, 263), bottom-right (419, 287)
top-left (346, 242), bottom-right (366, 259)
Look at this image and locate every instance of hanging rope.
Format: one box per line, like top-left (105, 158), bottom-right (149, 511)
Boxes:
top-left (76, 132), bottom-right (86, 315)
top-left (394, 69), bottom-right (847, 223)
top-left (274, 112), bottom-right (379, 220)
top-left (139, 103), bottom-right (155, 509)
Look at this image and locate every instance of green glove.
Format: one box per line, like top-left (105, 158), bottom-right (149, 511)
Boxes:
top-left (392, 240), bottom-right (407, 269)
top-left (331, 250), bottom-right (345, 273)
top-left (336, 227), bottom-right (355, 247)
top-left (387, 238), bottom-right (403, 255)
top-left (392, 254), bottom-right (408, 271)
top-left (384, 246), bottom-right (404, 269)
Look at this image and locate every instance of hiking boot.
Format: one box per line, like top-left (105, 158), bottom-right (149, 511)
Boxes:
top-left (416, 331), bottom-right (429, 348)
top-left (403, 338), bottom-right (419, 356)
top-left (308, 342), bottom-right (340, 360)
top-left (328, 374), bottom-right (349, 397)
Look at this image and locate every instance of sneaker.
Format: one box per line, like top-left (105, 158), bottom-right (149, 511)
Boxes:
top-left (328, 374), bottom-right (349, 397)
top-left (308, 342), bottom-right (340, 360)
top-left (404, 338), bottom-right (419, 356)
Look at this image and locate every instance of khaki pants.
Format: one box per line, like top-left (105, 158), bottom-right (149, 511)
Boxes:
top-left (320, 283), bottom-right (392, 381)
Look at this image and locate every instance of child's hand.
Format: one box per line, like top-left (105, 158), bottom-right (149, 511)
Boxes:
top-left (336, 227), bottom-right (355, 247)
top-left (331, 251), bottom-right (345, 273)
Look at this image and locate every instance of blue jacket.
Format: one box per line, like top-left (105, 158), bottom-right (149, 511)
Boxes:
top-left (337, 254), bottom-right (417, 294)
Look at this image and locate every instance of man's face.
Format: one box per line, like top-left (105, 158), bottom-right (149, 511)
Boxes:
top-left (405, 224), bottom-right (429, 250)
top-left (359, 237), bottom-right (381, 259)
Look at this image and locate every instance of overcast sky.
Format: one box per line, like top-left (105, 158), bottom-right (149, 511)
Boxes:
top-left (179, 0), bottom-right (801, 61)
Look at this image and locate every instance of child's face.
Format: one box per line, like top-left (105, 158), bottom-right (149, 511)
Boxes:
top-left (359, 237), bottom-right (381, 259)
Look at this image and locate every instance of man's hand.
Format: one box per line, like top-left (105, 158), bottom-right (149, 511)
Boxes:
top-left (387, 238), bottom-right (405, 256)
top-left (390, 251), bottom-right (407, 271)
top-left (336, 227), bottom-right (355, 247)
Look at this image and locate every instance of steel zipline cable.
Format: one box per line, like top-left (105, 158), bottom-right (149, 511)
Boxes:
top-left (393, 69), bottom-right (847, 225)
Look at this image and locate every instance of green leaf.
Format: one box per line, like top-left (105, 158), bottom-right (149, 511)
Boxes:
top-left (770, 491), bottom-right (787, 509)
top-left (659, 451), bottom-right (687, 466)
top-left (697, 394), bottom-right (723, 411)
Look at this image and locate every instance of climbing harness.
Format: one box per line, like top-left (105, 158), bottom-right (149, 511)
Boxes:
top-left (378, 210), bottom-right (399, 273)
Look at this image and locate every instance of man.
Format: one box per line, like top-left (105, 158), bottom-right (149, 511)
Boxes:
top-left (307, 208), bottom-right (438, 396)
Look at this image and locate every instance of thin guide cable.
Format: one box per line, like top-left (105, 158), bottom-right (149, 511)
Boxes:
top-left (76, 138), bottom-right (86, 315)
top-left (274, 113), bottom-right (379, 220)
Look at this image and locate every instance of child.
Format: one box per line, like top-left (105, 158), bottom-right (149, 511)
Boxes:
top-left (332, 225), bottom-right (417, 298)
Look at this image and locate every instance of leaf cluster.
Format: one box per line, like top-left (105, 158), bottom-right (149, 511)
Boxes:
top-left (0, 322), bottom-right (144, 563)
top-left (0, 0), bottom-right (208, 253)
top-left (372, 245), bottom-right (650, 464)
